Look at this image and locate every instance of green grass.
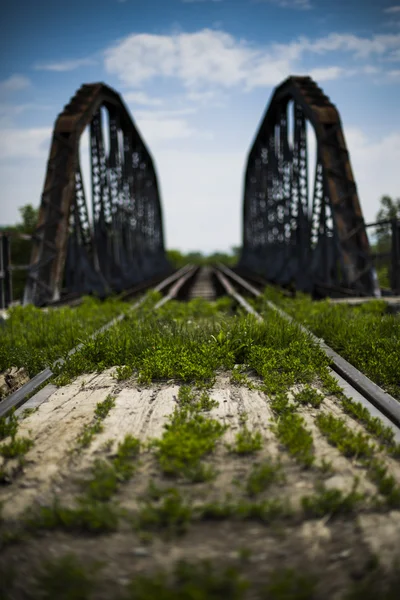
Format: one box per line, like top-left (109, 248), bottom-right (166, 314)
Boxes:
top-left (0, 408), bottom-right (34, 476)
top-left (302, 482), bottom-right (363, 517)
top-left (0, 435), bottom-right (34, 459)
top-left (199, 497), bottom-right (290, 523)
top-left (33, 553), bottom-right (100, 600)
top-left (25, 435), bottom-right (140, 535)
top-left (246, 460), bottom-right (285, 496)
top-left (367, 459), bottom-right (400, 508)
top-left (316, 413), bottom-right (375, 459)
top-left (315, 409), bottom-right (400, 507)
top-left (272, 412), bottom-right (315, 468)
top-left (125, 560), bottom-right (248, 600)
top-left (263, 568), bottom-right (317, 600)
top-left (151, 405), bottom-right (226, 482)
top-left (0, 296), bottom-right (131, 379)
top-left (25, 497), bottom-right (120, 534)
top-left (259, 289), bottom-right (400, 400)
top-left (0, 409), bottom-right (18, 441)
top-left (294, 385), bottom-right (324, 408)
top-left (135, 486), bottom-right (193, 536)
top-left (228, 425), bottom-right (263, 455)
top-left (50, 298), bottom-right (332, 394)
top-left (75, 395), bottom-right (116, 450)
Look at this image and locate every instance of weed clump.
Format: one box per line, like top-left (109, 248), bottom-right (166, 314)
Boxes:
top-left (228, 425), bottom-right (263, 455)
top-left (125, 560), bottom-right (248, 600)
top-left (273, 413), bottom-right (314, 468)
top-left (135, 486), bottom-right (193, 536)
top-left (316, 413), bottom-right (375, 459)
top-left (33, 553), bottom-right (99, 600)
top-left (0, 408), bottom-right (34, 474)
top-left (294, 385), bottom-right (324, 408)
top-left (246, 461), bottom-right (285, 496)
top-left (152, 406), bottom-right (226, 482)
top-left (75, 395), bottom-right (116, 449)
top-left (302, 482), bottom-right (363, 517)
top-left (25, 434), bottom-right (140, 535)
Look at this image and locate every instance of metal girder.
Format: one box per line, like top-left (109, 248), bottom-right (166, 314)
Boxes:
top-left (240, 75), bottom-right (379, 297)
top-left (24, 83), bottom-right (169, 306)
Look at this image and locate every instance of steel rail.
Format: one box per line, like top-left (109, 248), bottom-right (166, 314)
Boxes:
top-left (214, 268), bottom-right (262, 321)
top-left (0, 265), bottom-right (194, 419)
top-left (217, 263), bottom-right (400, 440)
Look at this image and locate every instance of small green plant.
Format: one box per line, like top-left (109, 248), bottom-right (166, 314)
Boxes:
top-left (246, 460), bottom-right (284, 496)
top-left (0, 410), bottom-right (18, 441)
top-left (199, 497), bottom-right (289, 523)
top-left (94, 395), bottom-right (116, 419)
top-left (263, 568), bottom-right (317, 600)
top-left (21, 407), bottom-right (39, 419)
top-left (0, 436), bottom-right (34, 459)
top-left (25, 497), bottom-right (120, 534)
top-left (114, 364), bottom-right (133, 381)
top-left (228, 426), bottom-right (263, 455)
top-left (294, 385), bottom-right (324, 408)
top-left (135, 486), bottom-right (193, 536)
top-left (367, 459), bottom-right (400, 508)
top-left (26, 434), bottom-right (140, 535)
top-left (0, 409), bottom-right (33, 463)
top-left (316, 413), bottom-right (375, 459)
top-left (125, 560), bottom-right (248, 600)
top-left (33, 553), bottom-right (99, 600)
top-left (273, 413), bottom-right (314, 468)
top-left (319, 458), bottom-right (335, 475)
top-left (152, 406), bottom-right (226, 481)
top-left (302, 481), bottom-right (363, 518)
top-left (75, 395), bottom-right (116, 449)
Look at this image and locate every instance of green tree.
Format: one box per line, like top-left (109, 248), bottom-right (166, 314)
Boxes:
top-left (2, 204), bottom-right (39, 302)
top-left (374, 195), bottom-right (400, 289)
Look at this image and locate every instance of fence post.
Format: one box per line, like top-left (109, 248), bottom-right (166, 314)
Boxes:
top-left (391, 219), bottom-right (400, 295)
top-left (0, 233), bottom-right (13, 309)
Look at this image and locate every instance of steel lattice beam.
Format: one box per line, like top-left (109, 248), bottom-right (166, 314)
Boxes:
top-left (24, 83), bottom-right (169, 306)
top-left (240, 76), bottom-right (379, 297)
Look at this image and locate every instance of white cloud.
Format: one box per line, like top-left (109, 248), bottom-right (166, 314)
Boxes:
top-left (384, 6), bottom-right (400, 14)
top-left (0, 103), bottom-right (52, 127)
top-left (123, 91), bottom-right (164, 106)
top-left (104, 29), bottom-right (400, 93)
top-left (0, 128), bottom-right (52, 160)
top-left (134, 113), bottom-right (212, 145)
top-left (388, 68), bottom-right (400, 79)
top-left (34, 58), bottom-right (96, 72)
top-left (303, 32), bottom-right (400, 59)
top-left (308, 66), bottom-right (347, 81)
top-left (345, 128), bottom-right (400, 223)
top-left (0, 75), bottom-right (31, 94)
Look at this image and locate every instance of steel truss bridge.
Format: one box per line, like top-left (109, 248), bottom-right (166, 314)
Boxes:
top-left (14, 76), bottom-right (383, 306)
top-left (239, 76), bottom-right (380, 297)
top-left (23, 83), bottom-right (169, 306)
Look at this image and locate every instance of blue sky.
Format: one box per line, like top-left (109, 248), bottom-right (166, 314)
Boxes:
top-left (1, 0), bottom-right (399, 252)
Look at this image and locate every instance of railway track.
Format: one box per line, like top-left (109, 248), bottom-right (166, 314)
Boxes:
top-left (1, 267), bottom-right (400, 599)
top-left (2, 264), bottom-right (400, 445)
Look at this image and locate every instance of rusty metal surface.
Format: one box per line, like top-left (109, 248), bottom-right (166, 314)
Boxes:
top-left (24, 83), bottom-right (169, 306)
top-left (240, 76), bottom-right (379, 297)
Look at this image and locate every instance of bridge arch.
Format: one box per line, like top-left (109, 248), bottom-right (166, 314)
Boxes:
top-left (24, 83), bottom-right (169, 306)
top-left (240, 75), bottom-right (378, 296)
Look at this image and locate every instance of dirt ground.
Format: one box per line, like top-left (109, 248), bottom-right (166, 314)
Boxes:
top-left (1, 370), bottom-right (400, 599)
